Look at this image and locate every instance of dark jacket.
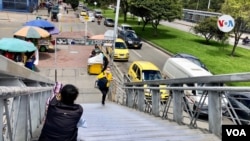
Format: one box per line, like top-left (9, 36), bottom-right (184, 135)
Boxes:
top-left (39, 97), bottom-right (83, 141)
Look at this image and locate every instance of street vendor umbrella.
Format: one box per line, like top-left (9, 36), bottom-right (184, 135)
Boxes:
top-left (0, 38), bottom-right (37, 52)
top-left (46, 27), bottom-right (60, 35)
top-left (24, 19), bottom-right (55, 29)
top-left (14, 26), bottom-right (50, 39)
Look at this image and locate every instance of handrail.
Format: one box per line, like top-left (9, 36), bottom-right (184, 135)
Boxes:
top-left (0, 55), bottom-right (54, 83)
top-left (0, 56), bottom-right (54, 141)
top-left (109, 70), bottom-right (250, 138)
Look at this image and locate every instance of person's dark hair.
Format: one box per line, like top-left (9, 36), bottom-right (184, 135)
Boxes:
top-left (60, 84), bottom-right (79, 105)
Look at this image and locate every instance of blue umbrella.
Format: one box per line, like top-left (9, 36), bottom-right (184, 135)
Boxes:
top-left (0, 38), bottom-right (37, 52)
top-left (46, 27), bottom-right (60, 35)
top-left (24, 19), bottom-right (55, 29)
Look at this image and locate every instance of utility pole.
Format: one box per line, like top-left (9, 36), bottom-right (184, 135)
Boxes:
top-left (196, 0), bottom-right (200, 10)
top-left (111, 0), bottom-right (120, 67)
top-left (208, 0), bottom-right (211, 10)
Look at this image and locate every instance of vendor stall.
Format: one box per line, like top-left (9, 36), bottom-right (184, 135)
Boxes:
top-left (87, 53), bottom-right (103, 75)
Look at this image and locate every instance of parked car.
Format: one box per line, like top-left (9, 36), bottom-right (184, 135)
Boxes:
top-left (117, 24), bottom-right (135, 33)
top-left (225, 92), bottom-right (250, 125)
top-left (104, 18), bottom-right (114, 27)
top-left (106, 38), bottom-right (129, 61)
top-left (87, 12), bottom-right (95, 22)
top-left (127, 61), bottom-right (169, 101)
top-left (118, 30), bottom-right (142, 49)
top-left (80, 9), bottom-right (87, 16)
top-left (173, 53), bottom-right (209, 71)
top-left (94, 9), bottom-right (103, 18)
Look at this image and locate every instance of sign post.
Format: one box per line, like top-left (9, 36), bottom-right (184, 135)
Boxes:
top-left (54, 37), bottom-right (57, 82)
top-left (84, 16), bottom-right (89, 38)
top-left (111, 0), bottom-right (121, 67)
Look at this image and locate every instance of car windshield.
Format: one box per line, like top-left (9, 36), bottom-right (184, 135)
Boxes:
top-left (107, 19), bottom-right (114, 22)
top-left (187, 58), bottom-right (203, 67)
top-left (127, 32), bottom-right (138, 38)
top-left (124, 26), bottom-right (133, 30)
top-left (115, 42), bottom-right (127, 49)
top-left (96, 11), bottom-right (102, 14)
top-left (142, 70), bottom-right (162, 80)
top-left (229, 97), bottom-right (250, 111)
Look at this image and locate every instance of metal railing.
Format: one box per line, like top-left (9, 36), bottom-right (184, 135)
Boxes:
top-left (0, 56), bottom-right (54, 141)
top-left (109, 66), bottom-right (250, 138)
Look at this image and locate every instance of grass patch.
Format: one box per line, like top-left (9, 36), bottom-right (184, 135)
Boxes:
top-left (103, 10), bottom-right (250, 86)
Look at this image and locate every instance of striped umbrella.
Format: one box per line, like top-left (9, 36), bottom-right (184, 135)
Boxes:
top-left (13, 26), bottom-right (50, 39)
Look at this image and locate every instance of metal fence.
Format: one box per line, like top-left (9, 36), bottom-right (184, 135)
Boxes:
top-left (109, 65), bottom-right (250, 138)
top-left (0, 56), bottom-right (54, 141)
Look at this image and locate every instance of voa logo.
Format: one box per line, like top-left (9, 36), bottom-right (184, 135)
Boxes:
top-left (217, 15), bottom-right (235, 33)
top-left (226, 129), bottom-right (246, 136)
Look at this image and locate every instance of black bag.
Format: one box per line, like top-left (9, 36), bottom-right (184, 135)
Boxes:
top-left (97, 76), bottom-right (108, 89)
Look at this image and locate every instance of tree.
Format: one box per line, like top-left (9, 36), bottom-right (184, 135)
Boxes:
top-left (130, 2), bottom-right (152, 31)
top-left (65, 0), bottom-right (79, 10)
top-left (150, 0), bottom-right (182, 35)
top-left (120, 0), bottom-right (130, 22)
top-left (130, 0), bottom-right (182, 35)
top-left (221, 0), bottom-right (250, 56)
top-left (193, 17), bottom-right (227, 44)
top-left (183, 0), bottom-right (224, 12)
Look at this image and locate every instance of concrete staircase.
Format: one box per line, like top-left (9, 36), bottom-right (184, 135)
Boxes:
top-left (77, 103), bottom-right (221, 141)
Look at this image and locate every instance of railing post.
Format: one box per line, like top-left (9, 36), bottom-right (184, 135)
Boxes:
top-left (173, 90), bottom-right (183, 124)
top-left (137, 89), bottom-right (145, 112)
top-left (152, 87), bottom-right (160, 116)
top-left (208, 89), bottom-right (222, 136)
top-left (127, 88), bottom-right (134, 108)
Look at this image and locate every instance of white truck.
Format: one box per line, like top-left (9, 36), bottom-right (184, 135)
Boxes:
top-left (162, 58), bottom-right (227, 116)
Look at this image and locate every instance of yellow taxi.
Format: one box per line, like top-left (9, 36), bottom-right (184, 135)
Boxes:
top-left (80, 10), bottom-right (87, 16)
top-left (106, 38), bottom-right (129, 61)
top-left (127, 61), bottom-right (169, 101)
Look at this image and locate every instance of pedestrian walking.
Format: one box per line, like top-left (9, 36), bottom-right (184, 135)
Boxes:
top-left (138, 17), bottom-right (141, 25)
top-left (96, 67), bottom-right (113, 105)
top-left (101, 54), bottom-right (109, 72)
top-left (38, 84), bottom-right (83, 141)
top-left (47, 6), bottom-right (51, 17)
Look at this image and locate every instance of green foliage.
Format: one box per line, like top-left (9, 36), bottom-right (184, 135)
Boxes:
top-left (130, 0), bottom-right (182, 35)
top-left (65, 0), bottom-right (79, 10)
top-left (183, 0), bottom-right (224, 12)
top-left (103, 8), bottom-right (250, 86)
top-left (221, 0), bottom-right (250, 56)
top-left (193, 17), bottom-right (228, 44)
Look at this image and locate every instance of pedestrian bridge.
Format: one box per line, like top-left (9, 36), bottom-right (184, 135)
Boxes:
top-left (1, 55), bottom-right (250, 141)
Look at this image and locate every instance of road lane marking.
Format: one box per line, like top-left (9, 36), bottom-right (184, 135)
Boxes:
top-left (132, 50), bottom-right (142, 58)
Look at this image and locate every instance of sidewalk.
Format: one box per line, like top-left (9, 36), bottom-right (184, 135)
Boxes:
top-left (0, 8), bottom-right (101, 102)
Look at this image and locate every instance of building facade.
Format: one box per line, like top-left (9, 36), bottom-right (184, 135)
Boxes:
top-left (0, 0), bottom-right (39, 12)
